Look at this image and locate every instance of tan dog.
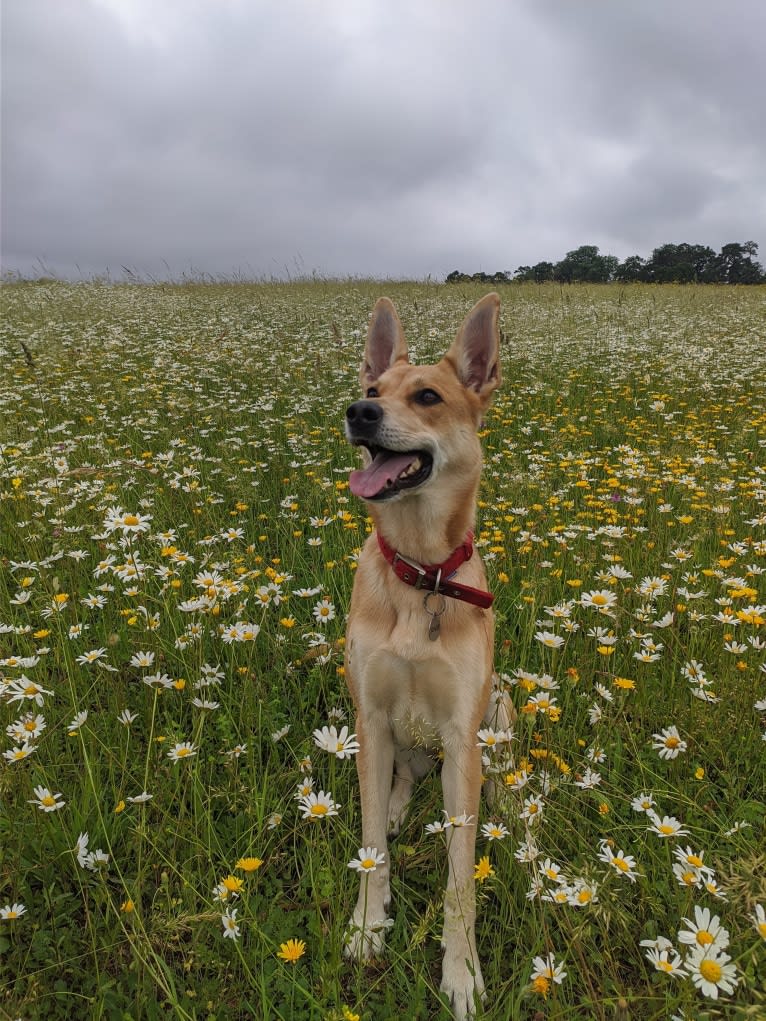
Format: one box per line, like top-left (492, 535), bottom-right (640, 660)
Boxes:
top-left (344, 293), bottom-right (506, 1018)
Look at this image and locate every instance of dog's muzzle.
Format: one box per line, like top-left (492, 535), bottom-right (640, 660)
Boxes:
top-left (345, 401), bottom-right (433, 501)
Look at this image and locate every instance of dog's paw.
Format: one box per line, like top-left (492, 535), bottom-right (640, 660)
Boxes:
top-left (440, 954), bottom-right (485, 1020)
top-left (343, 915), bottom-right (393, 961)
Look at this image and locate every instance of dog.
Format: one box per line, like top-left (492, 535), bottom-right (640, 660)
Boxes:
top-left (343, 293), bottom-right (508, 1019)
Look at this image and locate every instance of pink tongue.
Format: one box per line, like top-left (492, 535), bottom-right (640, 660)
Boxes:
top-left (349, 451), bottom-right (417, 499)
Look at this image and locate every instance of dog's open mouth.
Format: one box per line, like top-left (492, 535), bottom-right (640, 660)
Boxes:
top-left (349, 444), bottom-right (433, 501)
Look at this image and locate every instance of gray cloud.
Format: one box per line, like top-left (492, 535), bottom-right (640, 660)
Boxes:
top-left (2, 0), bottom-right (764, 279)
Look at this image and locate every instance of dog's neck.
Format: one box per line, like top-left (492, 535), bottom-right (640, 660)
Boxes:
top-left (367, 486), bottom-right (478, 565)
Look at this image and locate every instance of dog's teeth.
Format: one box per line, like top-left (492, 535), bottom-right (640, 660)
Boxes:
top-left (398, 457), bottom-right (422, 480)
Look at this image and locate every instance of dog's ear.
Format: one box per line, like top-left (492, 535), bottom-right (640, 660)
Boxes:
top-left (361, 297), bottom-right (409, 389)
top-left (445, 292), bottom-right (501, 404)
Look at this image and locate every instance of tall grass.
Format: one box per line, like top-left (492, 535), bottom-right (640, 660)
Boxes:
top-left (0, 281), bottom-right (764, 1020)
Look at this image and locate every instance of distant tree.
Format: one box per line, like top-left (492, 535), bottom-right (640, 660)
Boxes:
top-left (554, 246), bottom-right (619, 283)
top-left (644, 243), bottom-right (717, 283)
top-left (532, 261), bottom-right (555, 283)
top-left (615, 255), bottom-right (647, 282)
top-left (514, 262), bottom-right (555, 283)
top-left (713, 241), bottom-right (764, 284)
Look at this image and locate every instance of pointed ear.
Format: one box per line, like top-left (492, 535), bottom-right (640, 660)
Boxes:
top-left (360, 297), bottom-right (409, 389)
top-left (445, 292), bottom-right (501, 403)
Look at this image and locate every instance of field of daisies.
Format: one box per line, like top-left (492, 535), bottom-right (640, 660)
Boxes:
top-left (1, 280), bottom-right (765, 1020)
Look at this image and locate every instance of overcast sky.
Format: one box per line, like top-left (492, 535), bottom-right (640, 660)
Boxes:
top-left (3, 0), bottom-right (765, 281)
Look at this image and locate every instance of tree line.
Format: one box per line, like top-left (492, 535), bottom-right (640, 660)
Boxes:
top-left (446, 241), bottom-right (764, 285)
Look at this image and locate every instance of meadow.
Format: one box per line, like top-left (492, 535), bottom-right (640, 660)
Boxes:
top-left (0, 280), bottom-right (764, 1021)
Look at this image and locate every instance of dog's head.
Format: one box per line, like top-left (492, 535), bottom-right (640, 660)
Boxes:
top-left (345, 293), bottom-right (501, 503)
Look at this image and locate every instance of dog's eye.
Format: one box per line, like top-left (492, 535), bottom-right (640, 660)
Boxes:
top-left (366, 387), bottom-right (379, 399)
top-left (415, 388), bottom-right (442, 406)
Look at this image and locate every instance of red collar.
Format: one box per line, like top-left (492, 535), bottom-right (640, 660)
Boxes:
top-left (376, 531), bottom-right (494, 609)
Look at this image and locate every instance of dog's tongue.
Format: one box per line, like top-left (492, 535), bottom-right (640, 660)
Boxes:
top-left (349, 450), bottom-right (417, 499)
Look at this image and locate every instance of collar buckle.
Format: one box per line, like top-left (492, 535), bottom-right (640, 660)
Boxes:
top-left (392, 551), bottom-right (428, 589)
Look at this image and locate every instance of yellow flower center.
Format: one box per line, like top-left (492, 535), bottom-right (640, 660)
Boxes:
top-left (658, 959), bottom-right (674, 973)
top-left (699, 959), bottom-right (722, 983)
top-left (123, 514), bottom-right (140, 526)
top-left (613, 857), bottom-right (630, 872)
top-left (687, 854), bottom-right (703, 867)
top-left (577, 889), bottom-right (593, 904)
top-left (531, 975), bottom-right (550, 998)
top-left (310, 804), bottom-right (328, 816)
top-left (757, 922), bottom-right (766, 939)
top-left (361, 858), bottom-right (376, 870)
top-left (665, 736), bottom-right (680, 748)
top-left (658, 824), bottom-right (675, 834)
top-left (41, 795), bottom-right (56, 807)
top-left (592, 594), bottom-right (609, 605)
top-left (696, 929), bottom-right (714, 946)
top-left (176, 747), bottom-right (191, 757)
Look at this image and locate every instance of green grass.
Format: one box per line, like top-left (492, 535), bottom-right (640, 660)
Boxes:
top-left (0, 280), bottom-right (765, 1020)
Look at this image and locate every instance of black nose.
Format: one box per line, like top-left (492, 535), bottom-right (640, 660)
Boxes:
top-left (346, 400), bottom-right (383, 434)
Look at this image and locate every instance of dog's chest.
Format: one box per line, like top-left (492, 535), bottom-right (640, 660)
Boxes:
top-left (350, 635), bottom-right (481, 744)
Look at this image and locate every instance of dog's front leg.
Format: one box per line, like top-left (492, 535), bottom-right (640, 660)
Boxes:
top-left (345, 709), bottom-right (395, 960)
top-left (439, 737), bottom-right (485, 1020)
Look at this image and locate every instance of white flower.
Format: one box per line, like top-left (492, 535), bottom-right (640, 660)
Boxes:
top-left (530, 952), bottom-right (566, 985)
top-left (686, 946), bottom-right (738, 999)
top-left (574, 767), bottom-right (602, 790)
top-left (481, 821), bottom-right (509, 841)
top-left (312, 724), bottom-right (360, 759)
top-left (221, 908), bottom-right (240, 940)
top-left (678, 906), bottom-right (730, 952)
top-left (28, 786), bottom-right (65, 812)
top-left (476, 727), bottom-right (513, 748)
top-left (76, 647), bottom-right (107, 666)
top-left (0, 903), bottom-right (26, 920)
top-left (167, 741), bottom-right (197, 762)
top-left (645, 946), bottom-right (686, 978)
top-left (597, 842), bottom-right (640, 881)
top-left (75, 832), bottom-right (90, 868)
top-left (348, 847), bottom-right (385, 873)
top-left (534, 630), bottom-right (565, 650)
top-left (299, 790), bottom-right (340, 820)
top-left (651, 725), bottom-right (687, 760)
top-left (312, 598), bottom-right (336, 623)
top-left (68, 710), bottom-right (89, 733)
top-left (130, 650), bottom-right (155, 668)
top-left (751, 903), bottom-right (766, 940)
top-left (519, 795), bottom-right (544, 824)
top-left (647, 812), bottom-right (689, 838)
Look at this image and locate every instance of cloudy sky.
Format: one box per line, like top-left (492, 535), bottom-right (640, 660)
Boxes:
top-left (3, 0), bottom-right (765, 280)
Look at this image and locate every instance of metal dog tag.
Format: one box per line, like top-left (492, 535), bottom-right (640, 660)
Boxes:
top-left (428, 613), bottom-right (442, 641)
top-left (424, 587), bottom-right (446, 642)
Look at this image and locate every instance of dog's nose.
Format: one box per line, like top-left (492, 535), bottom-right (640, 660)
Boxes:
top-left (346, 400), bottom-right (383, 432)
